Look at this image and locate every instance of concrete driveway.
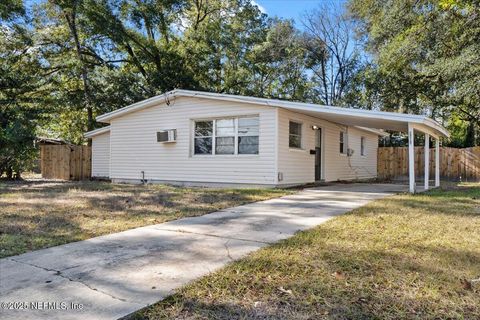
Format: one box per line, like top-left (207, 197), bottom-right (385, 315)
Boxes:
top-left (0, 183), bottom-right (406, 320)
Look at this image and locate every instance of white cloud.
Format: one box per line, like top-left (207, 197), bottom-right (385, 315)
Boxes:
top-left (251, 0), bottom-right (267, 14)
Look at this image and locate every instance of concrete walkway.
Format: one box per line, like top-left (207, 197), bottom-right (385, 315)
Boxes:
top-left (0, 183), bottom-right (406, 320)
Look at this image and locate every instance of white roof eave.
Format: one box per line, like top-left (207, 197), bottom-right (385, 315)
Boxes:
top-left (94, 89), bottom-right (449, 138)
top-left (84, 126), bottom-right (110, 138)
top-left (422, 118), bottom-right (450, 138)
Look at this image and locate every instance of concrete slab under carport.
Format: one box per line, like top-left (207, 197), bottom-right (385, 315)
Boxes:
top-left (0, 183), bottom-right (408, 320)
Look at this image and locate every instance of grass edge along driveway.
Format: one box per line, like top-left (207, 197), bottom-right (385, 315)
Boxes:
top-left (131, 183), bottom-right (480, 320)
top-left (0, 180), bottom-right (293, 258)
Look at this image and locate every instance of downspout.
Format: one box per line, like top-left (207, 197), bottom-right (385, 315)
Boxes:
top-left (274, 108), bottom-right (279, 186)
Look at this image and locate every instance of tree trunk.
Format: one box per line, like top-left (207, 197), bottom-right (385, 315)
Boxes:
top-left (5, 166), bottom-right (13, 180)
top-left (320, 58), bottom-right (329, 105)
top-left (64, 7), bottom-right (95, 145)
top-left (465, 121), bottom-right (475, 147)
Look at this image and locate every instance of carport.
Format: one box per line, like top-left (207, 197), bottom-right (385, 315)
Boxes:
top-left (273, 102), bottom-right (450, 193)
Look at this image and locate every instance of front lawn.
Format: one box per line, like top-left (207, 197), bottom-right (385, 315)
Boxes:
top-left (0, 180), bottom-right (292, 258)
top-left (133, 183), bottom-right (480, 319)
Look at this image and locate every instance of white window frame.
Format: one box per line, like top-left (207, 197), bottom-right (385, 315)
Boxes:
top-left (360, 136), bottom-right (366, 156)
top-left (237, 116), bottom-right (260, 155)
top-left (215, 118), bottom-right (236, 155)
top-left (340, 131), bottom-right (347, 155)
top-left (193, 120), bottom-right (214, 155)
top-left (289, 120), bottom-right (303, 149)
top-left (192, 115), bottom-right (259, 156)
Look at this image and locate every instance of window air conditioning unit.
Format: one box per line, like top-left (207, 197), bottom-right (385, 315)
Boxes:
top-left (157, 129), bottom-right (177, 143)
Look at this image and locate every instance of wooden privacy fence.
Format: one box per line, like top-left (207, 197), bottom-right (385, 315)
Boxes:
top-left (378, 146), bottom-right (480, 181)
top-left (40, 144), bottom-right (479, 181)
top-left (40, 145), bottom-right (91, 180)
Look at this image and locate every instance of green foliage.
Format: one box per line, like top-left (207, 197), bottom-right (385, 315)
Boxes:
top-left (349, 0), bottom-right (480, 146)
top-left (0, 8), bottom-right (45, 178)
top-left (1, 0), bottom-right (367, 153)
top-left (181, 0), bottom-right (269, 94)
top-left (31, 0), bottom-right (153, 142)
top-left (4, 0), bottom-right (477, 164)
top-left (27, 0), bottom-right (324, 142)
top-left (247, 19), bottom-right (309, 100)
top-left (0, 107), bottom-right (37, 178)
top-left (0, 0), bottom-right (24, 20)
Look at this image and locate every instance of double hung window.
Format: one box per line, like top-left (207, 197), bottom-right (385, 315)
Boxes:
top-left (289, 121), bottom-right (302, 148)
top-left (194, 116), bottom-right (259, 155)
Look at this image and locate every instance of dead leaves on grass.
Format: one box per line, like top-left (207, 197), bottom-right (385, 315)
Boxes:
top-left (277, 286), bottom-right (293, 295)
top-left (332, 270), bottom-right (346, 280)
top-left (1, 181), bottom-right (292, 258)
top-left (461, 277), bottom-right (480, 291)
top-left (253, 301), bottom-right (262, 308)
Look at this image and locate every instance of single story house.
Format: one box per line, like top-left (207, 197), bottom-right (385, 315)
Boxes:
top-left (85, 89), bottom-right (449, 191)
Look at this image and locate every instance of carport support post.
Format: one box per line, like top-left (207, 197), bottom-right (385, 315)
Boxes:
top-left (424, 133), bottom-right (430, 190)
top-left (435, 138), bottom-right (440, 187)
top-left (408, 124), bottom-right (415, 193)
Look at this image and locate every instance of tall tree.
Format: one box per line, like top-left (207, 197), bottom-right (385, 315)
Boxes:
top-left (349, 0), bottom-right (480, 146)
top-left (34, 0), bottom-right (146, 143)
top-left (0, 1), bottom-right (45, 178)
top-left (302, 2), bottom-right (361, 106)
top-left (58, 0), bottom-right (95, 132)
top-left (247, 19), bottom-right (309, 100)
top-left (182, 0), bottom-right (269, 94)
top-left (82, 0), bottom-right (195, 94)
top-left (0, 0), bottom-right (25, 20)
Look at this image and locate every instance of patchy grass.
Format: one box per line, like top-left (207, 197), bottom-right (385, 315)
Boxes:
top-left (132, 183), bottom-right (480, 320)
top-left (0, 180), bottom-right (292, 258)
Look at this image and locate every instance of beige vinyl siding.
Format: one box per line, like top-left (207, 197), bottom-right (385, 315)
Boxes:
top-left (331, 127), bottom-right (378, 180)
top-left (277, 109), bottom-right (315, 184)
top-left (109, 97), bottom-right (276, 184)
top-left (277, 108), bottom-right (378, 184)
top-left (91, 131), bottom-right (110, 178)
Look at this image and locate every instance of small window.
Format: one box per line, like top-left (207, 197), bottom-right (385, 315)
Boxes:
top-left (340, 131), bottom-right (347, 154)
top-left (194, 121), bottom-right (213, 154)
top-left (238, 117), bottom-right (259, 154)
top-left (289, 121), bottom-right (302, 148)
top-left (361, 137), bottom-right (366, 156)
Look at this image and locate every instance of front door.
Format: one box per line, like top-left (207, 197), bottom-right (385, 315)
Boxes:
top-left (315, 128), bottom-right (322, 181)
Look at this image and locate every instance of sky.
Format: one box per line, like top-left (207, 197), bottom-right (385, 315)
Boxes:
top-left (253, 0), bottom-right (346, 27)
top-left (25, 0), bottom-right (347, 33)
top-left (26, 0), bottom-right (345, 29)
